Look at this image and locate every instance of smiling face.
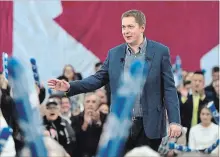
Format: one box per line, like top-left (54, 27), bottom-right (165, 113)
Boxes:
top-left (122, 16), bottom-right (145, 46)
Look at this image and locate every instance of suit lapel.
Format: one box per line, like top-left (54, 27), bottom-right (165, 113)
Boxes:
top-left (145, 39), bottom-right (155, 83)
top-left (116, 41), bottom-right (155, 83)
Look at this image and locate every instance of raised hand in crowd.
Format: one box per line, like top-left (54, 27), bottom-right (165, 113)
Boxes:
top-left (0, 76), bottom-right (8, 90)
top-left (179, 87), bottom-right (188, 98)
top-left (91, 110), bottom-right (101, 125)
top-left (82, 109), bottom-right (92, 131)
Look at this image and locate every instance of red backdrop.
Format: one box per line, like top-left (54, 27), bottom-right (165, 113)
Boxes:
top-left (0, 1), bottom-right (219, 71)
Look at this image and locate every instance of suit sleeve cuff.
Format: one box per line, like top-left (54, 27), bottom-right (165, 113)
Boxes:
top-left (64, 87), bottom-right (71, 96)
top-left (169, 122), bottom-right (182, 127)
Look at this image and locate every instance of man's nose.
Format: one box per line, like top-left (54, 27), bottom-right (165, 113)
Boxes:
top-left (123, 28), bottom-right (129, 34)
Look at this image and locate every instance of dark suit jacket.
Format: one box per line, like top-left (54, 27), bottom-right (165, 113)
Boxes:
top-left (67, 39), bottom-right (180, 139)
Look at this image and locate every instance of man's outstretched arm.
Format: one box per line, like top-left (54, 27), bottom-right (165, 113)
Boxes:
top-left (67, 52), bottom-right (110, 96)
top-left (48, 51), bottom-right (110, 96)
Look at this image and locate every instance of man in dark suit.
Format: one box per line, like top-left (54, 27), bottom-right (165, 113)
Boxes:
top-left (205, 66), bottom-right (219, 100)
top-left (180, 71), bottom-right (210, 143)
top-left (48, 9), bottom-right (181, 152)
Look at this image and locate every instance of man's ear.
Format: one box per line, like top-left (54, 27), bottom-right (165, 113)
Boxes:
top-left (141, 24), bottom-right (145, 33)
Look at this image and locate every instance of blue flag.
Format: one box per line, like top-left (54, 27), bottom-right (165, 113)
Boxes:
top-left (8, 57), bottom-right (48, 157)
top-left (96, 59), bottom-right (148, 157)
top-left (0, 127), bottom-right (13, 153)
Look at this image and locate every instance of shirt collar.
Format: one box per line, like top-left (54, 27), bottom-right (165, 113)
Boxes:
top-left (126, 36), bottom-right (147, 55)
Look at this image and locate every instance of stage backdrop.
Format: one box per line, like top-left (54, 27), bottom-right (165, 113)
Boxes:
top-left (0, 1), bottom-right (219, 86)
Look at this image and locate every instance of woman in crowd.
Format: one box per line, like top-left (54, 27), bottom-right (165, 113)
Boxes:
top-left (62, 64), bottom-right (77, 82)
top-left (188, 105), bottom-right (219, 155)
top-left (59, 65), bottom-right (84, 113)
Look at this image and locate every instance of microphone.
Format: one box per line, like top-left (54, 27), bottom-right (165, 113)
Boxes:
top-left (120, 58), bottom-right (125, 63)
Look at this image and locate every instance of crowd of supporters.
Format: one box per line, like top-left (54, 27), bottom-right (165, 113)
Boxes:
top-left (0, 62), bottom-right (219, 157)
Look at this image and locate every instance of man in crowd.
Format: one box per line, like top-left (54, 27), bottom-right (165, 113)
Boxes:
top-left (43, 98), bottom-right (76, 157)
top-left (60, 96), bottom-right (73, 124)
top-left (180, 71), bottom-right (210, 143)
top-left (71, 93), bottom-right (107, 157)
top-left (205, 66), bottom-right (219, 99)
top-left (212, 79), bottom-right (219, 111)
top-left (95, 89), bottom-right (108, 105)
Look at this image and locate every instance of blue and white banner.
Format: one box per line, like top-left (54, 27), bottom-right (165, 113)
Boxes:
top-left (8, 57), bottom-right (47, 157)
top-left (169, 139), bottom-right (219, 154)
top-left (30, 58), bottom-right (41, 87)
top-left (0, 127), bottom-right (13, 153)
top-left (2, 52), bottom-right (8, 79)
top-left (207, 101), bottom-right (219, 125)
top-left (96, 59), bottom-right (148, 157)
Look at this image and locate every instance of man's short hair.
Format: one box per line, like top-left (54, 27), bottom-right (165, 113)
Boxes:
top-left (212, 66), bottom-right (219, 73)
top-left (121, 10), bottom-right (146, 26)
top-left (61, 95), bottom-right (71, 102)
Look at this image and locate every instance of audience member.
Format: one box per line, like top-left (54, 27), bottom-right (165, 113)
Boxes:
top-left (180, 71), bottom-right (210, 143)
top-left (94, 62), bottom-right (111, 107)
top-left (60, 96), bottom-right (73, 124)
top-left (0, 93), bottom-right (16, 157)
top-left (95, 89), bottom-right (108, 105)
top-left (35, 83), bottom-right (46, 104)
top-left (188, 105), bottom-right (219, 155)
top-left (43, 98), bottom-right (76, 157)
top-left (71, 93), bottom-right (107, 157)
top-left (205, 66), bottom-right (219, 99)
top-left (212, 79), bottom-right (219, 111)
